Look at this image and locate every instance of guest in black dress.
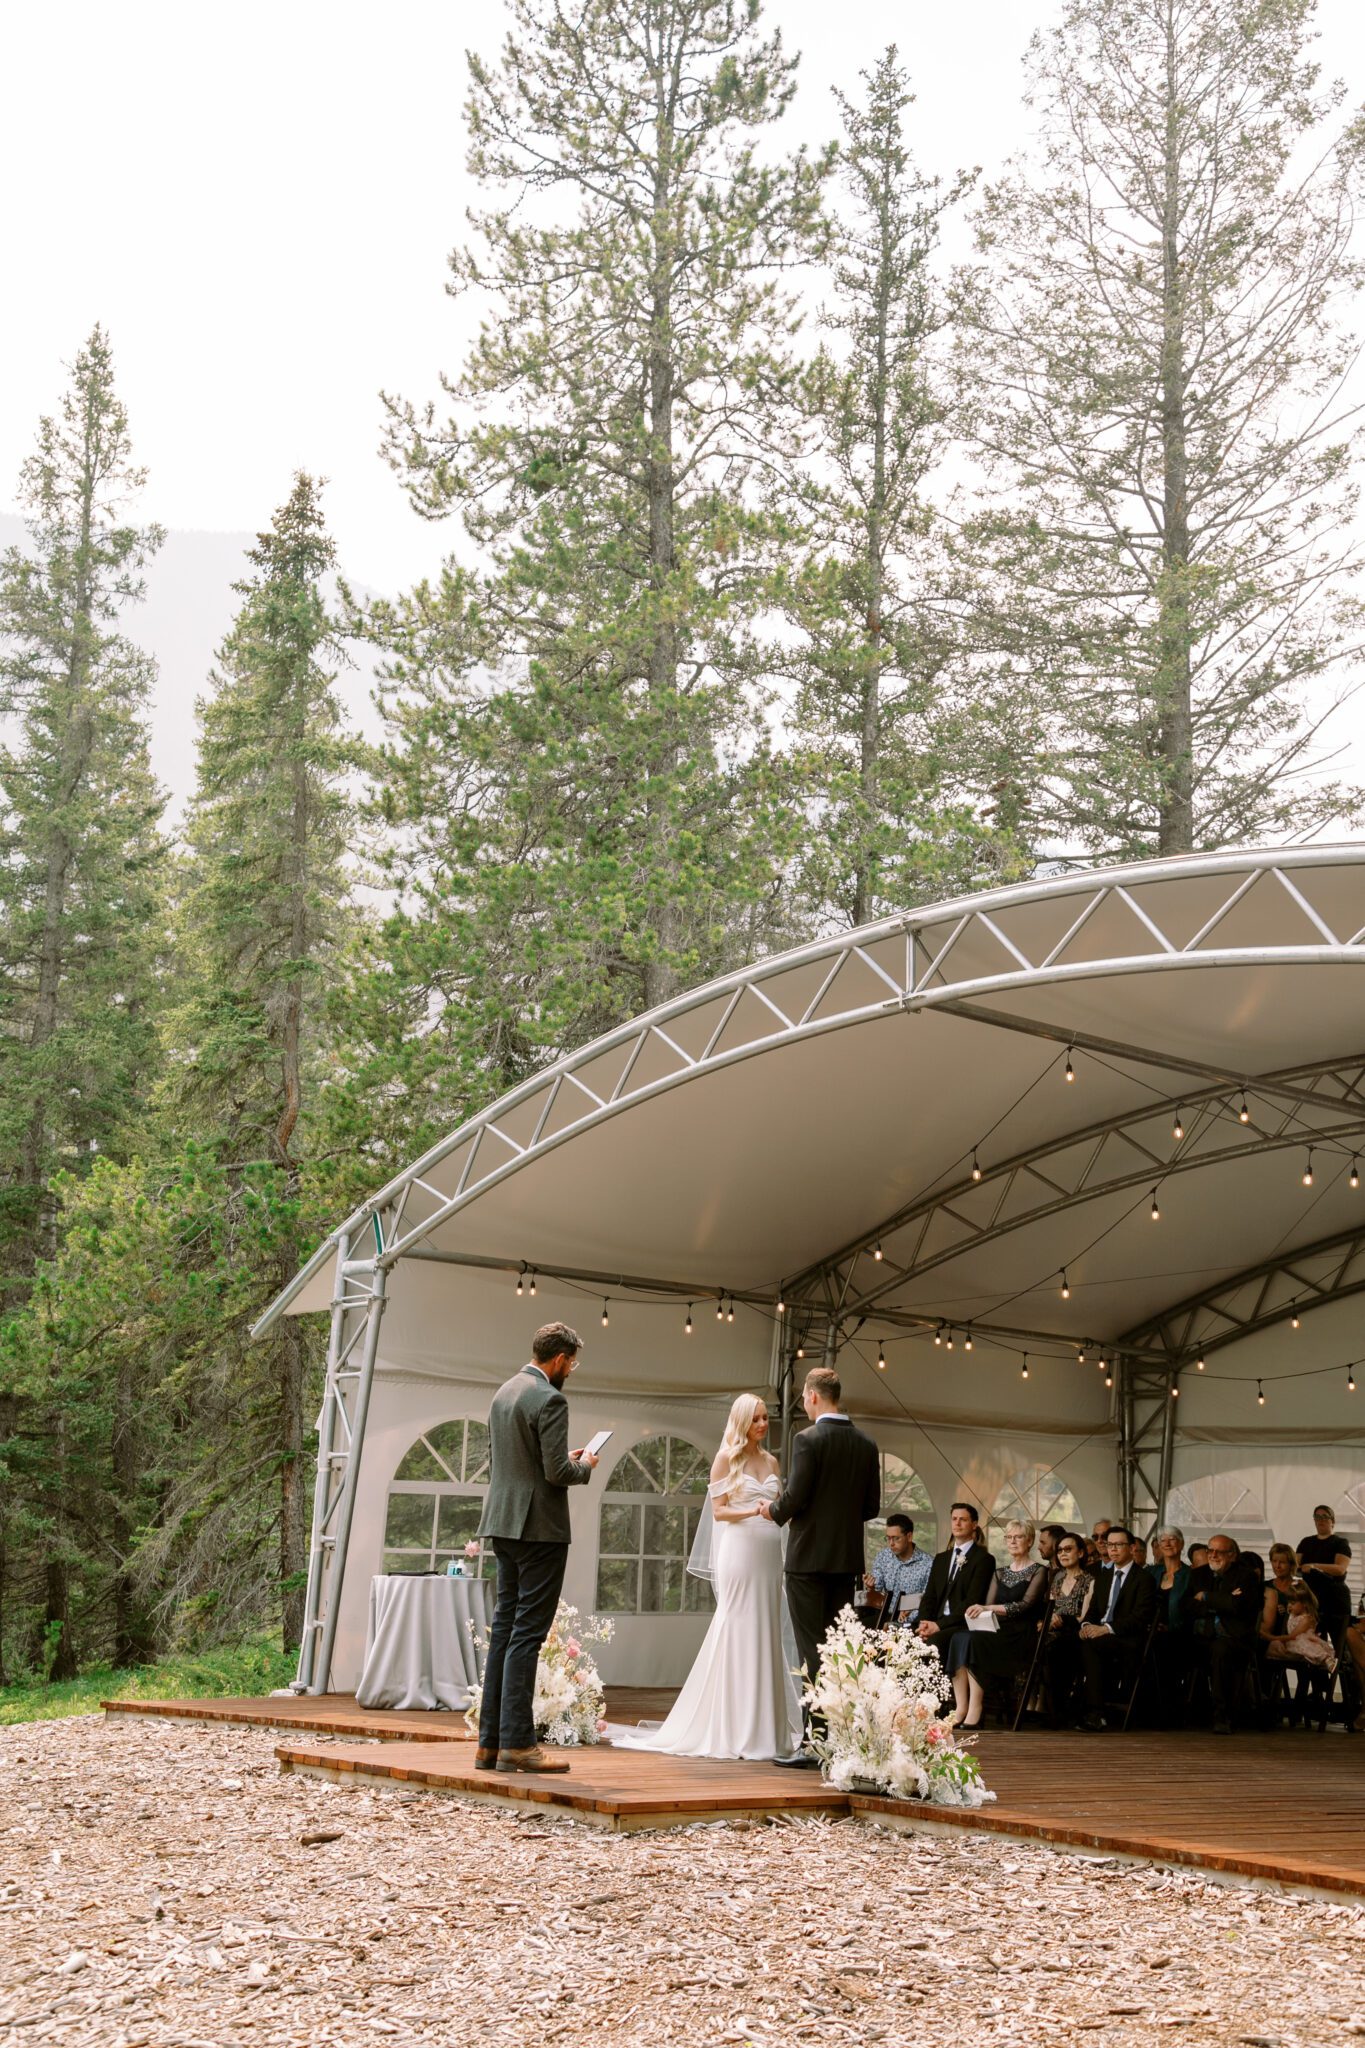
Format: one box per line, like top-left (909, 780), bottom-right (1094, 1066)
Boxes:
top-left (1041, 1533), bottom-right (1094, 1725)
top-left (949, 1520), bottom-right (1048, 1728)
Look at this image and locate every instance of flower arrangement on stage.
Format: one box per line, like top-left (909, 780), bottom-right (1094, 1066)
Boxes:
top-left (806, 1608), bottom-right (995, 1808)
top-left (465, 1600), bottom-right (613, 1747)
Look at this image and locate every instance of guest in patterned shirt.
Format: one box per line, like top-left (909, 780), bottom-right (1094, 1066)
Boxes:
top-left (865, 1514), bottom-right (933, 1624)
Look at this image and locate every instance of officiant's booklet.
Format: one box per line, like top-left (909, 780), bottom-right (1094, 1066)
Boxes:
top-left (583, 1429), bottom-right (614, 1459)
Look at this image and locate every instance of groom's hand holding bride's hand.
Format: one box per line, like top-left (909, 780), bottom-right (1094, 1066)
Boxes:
top-left (755, 1500), bottom-right (772, 1519)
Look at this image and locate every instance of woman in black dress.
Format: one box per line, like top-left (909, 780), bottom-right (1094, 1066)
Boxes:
top-left (948, 1519), bottom-right (1048, 1728)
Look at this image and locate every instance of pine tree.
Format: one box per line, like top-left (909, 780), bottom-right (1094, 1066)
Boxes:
top-left (0, 328), bottom-right (166, 1676)
top-left (355, 0), bottom-right (826, 1153)
top-left (784, 48), bottom-right (1033, 930)
top-left (967, 0), bottom-right (1365, 857)
top-left (165, 473), bottom-right (357, 1648)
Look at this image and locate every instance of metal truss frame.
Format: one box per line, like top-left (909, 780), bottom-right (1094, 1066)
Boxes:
top-left (1117, 1355), bottom-right (1178, 1536)
top-left (254, 846), bottom-right (1365, 1687)
top-left (1120, 1222), bottom-right (1365, 1366)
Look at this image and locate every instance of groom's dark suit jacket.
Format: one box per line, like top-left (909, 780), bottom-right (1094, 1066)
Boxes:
top-left (769, 1416), bottom-right (880, 1574)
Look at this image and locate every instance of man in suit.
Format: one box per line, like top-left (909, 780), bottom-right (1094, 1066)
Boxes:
top-left (916, 1504), bottom-right (995, 1673)
top-left (475, 1322), bottom-right (599, 1774)
top-left (1187, 1531), bottom-right (1262, 1733)
top-left (760, 1365), bottom-right (880, 1757)
top-left (1076, 1524), bottom-right (1158, 1728)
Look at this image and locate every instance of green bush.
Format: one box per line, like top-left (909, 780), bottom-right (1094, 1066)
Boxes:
top-left (0, 1638), bottom-right (297, 1725)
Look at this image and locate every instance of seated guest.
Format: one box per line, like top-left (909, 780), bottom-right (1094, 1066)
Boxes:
top-left (1259, 1544), bottom-right (1298, 1645)
top-left (1265, 1583), bottom-right (1336, 1671)
top-left (1130, 1534), bottom-right (1149, 1568)
top-left (1148, 1524), bottom-right (1190, 1625)
top-left (1187, 1541), bottom-right (1210, 1571)
top-left (1092, 1517), bottom-right (1113, 1547)
top-left (1042, 1532), bottom-right (1094, 1724)
top-left (916, 1502), bottom-right (995, 1675)
top-left (1188, 1533), bottom-right (1261, 1732)
top-left (1076, 1525), bottom-right (1157, 1729)
top-left (865, 1513), bottom-right (932, 1624)
top-left (1038, 1524), bottom-right (1068, 1579)
top-left (950, 1520), bottom-right (1049, 1728)
top-left (1340, 1596), bottom-right (1365, 1733)
top-left (1240, 1549), bottom-right (1267, 1584)
top-left (1147, 1523), bottom-right (1192, 1720)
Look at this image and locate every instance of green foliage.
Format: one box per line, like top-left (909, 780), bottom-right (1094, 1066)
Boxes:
top-left (0, 1637), bottom-right (296, 1725)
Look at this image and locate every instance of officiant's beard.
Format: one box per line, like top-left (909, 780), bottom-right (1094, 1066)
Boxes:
top-left (544, 1359), bottom-right (575, 1389)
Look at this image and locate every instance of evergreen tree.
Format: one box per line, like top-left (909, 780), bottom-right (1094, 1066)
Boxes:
top-left (785, 49), bottom-right (1034, 930)
top-left (0, 328), bottom-right (166, 1676)
top-left (967, 0), bottom-right (1365, 858)
top-left (355, 0), bottom-right (826, 1153)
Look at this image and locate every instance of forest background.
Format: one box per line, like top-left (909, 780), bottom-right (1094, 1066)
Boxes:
top-left (4, 0), bottom-right (1365, 1686)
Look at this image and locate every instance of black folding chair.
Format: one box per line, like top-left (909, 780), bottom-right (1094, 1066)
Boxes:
top-left (1119, 1610), bottom-right (1162, 1731)
top-left (1011, 1596), bottom-right (1054, 1732)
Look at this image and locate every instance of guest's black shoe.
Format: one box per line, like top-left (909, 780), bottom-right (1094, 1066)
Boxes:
top-left (773, 1749), bottom-right (821, 1770)
top-left (1211, 1718), bottom-right (1233, 1735)
top-left (1077, 1712), bottom-right (1106, 1732)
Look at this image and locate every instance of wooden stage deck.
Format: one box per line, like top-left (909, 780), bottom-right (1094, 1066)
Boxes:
top-left (104, 1693), bottom-right (1365, 1895)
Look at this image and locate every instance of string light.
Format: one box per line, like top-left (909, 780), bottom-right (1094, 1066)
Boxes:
top-left (684, 1304), bottom-right (693, 1334)
top-left (528, 1270), bottom-right (537, 1297)
top-left (873, 1241), bottom-right (883, 1262)
top-left (1065, 1046), bottom-right (1076, 1083)
top-left (964, 1328), bottom-right (974, 1351)
top-left (1170, 1382), bottom-right (1179, 1399)
top-left (776, 1290), bottom-right (785, 1315)
top-left (601, 1298), bottom-right (610, 1328)
top-left (1291, 1303), bottom-right (1300, 1330)
top-left (796, 1338), bottom-right (806, 1359)
top-left (1060, 1270), bottom-right (1071, 1300)
top-left (1021, 1352), bottom-right (1030, 1379)
top-left (1172, 1106), bottom-right (1184, 1141)
top-left (1196, 1353), bottom-right (1205, 1370)
top-left (1105, 1367), bottom-right (1114, 1389)
top-left (971, 1149), bottom-right (983, 1182)
top-left (877, 1343), bottom-right (886, 1370)
top-left (515, 1263), bottom-right (526, 1297)
top-left (1302, 1148), bottom-right (1315, 1188)
top-left (945, 1328), bottom-right (955, 1351)
top-left (1257, 1379), bottom-right (1265, 1406)
top-left (726, 1298), bottom-right (735, 1324)
top-left (1353, 1158), bottom-right (1361, 1191)
top-left (1078, 1344), bottom-right (1087, 1365)
top-left (717, 1298), bottom-right (725, 1320)
top-left (1350, 1366), bottom-right (1357, 1392)
top-left (934, 1323), bottom-right (944, 1346)
top-left (1150, 1188), bottom-right (1161, 1221)
top-left (1238, 1094), bottom-right (1250, 1124)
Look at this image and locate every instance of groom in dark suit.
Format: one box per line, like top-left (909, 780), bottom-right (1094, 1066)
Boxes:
top-left (761, 1364), bottom-right (880, 1760)
top-left (475, 1322), bottom-right (600, 1773)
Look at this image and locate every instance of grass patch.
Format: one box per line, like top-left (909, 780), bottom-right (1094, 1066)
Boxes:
top-left (0, 1639), bottom-right (296, 1725)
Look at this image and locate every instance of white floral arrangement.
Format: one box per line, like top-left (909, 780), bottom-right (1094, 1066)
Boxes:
top-left (465, 1600), bottom-right (613, 1747)
top-left (805, 1607), bottom-right (995, 1808)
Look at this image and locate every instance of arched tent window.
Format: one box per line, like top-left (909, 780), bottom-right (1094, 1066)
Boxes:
top-left (985, 1466), bottom-right (1084, 1557)
top-left (1164, 1470), bottom-right (1270, 1551)
top-left (865, 1454), bottom-right (937, 1572)
top-left (384, 1418), bottom-right (491, 1575)
top-left (596, 1434), bottom-right (714, 1615)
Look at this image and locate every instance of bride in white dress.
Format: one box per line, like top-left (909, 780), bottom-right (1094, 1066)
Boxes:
top-left (616, 1394), bottom-right (803, 1760)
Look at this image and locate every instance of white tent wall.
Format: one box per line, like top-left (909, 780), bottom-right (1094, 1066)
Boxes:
top-left (334, 1361), bottom-right (1119, 1691)
top-left (1168, 1440), bottom-right (1365, 1601)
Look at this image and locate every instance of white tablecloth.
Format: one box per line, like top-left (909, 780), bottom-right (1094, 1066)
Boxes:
top-left (355, 1575), bottom-right (490, 1711)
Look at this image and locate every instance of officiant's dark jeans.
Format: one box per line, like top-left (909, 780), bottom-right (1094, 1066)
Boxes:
top-left (479, 1537), bottom-right (569, 1751)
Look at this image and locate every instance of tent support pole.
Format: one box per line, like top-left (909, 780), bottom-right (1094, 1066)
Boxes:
top-left (1118, 1353), bottom-right (1177, 1536)
top-left (311, 1246), bottom-right (389, 1697)
top-left (291, 1228), bottom-right (351, 1693)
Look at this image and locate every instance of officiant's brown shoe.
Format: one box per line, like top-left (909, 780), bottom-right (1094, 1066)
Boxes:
top-left (496, 1746), bottom-right (571, 1774)
top-left (474, 1747), bottom-right (499, 1771)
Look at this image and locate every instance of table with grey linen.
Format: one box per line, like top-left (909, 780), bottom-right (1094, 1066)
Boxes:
top-left (355, 1574), bottom-right (490, 1711)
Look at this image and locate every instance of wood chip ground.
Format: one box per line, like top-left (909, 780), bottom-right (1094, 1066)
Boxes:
top-left (3, 1716), bottom-right (1364, 2046)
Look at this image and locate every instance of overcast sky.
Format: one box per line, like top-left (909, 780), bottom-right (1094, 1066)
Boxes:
top-left (5, 0), bottom-right (1365, 801)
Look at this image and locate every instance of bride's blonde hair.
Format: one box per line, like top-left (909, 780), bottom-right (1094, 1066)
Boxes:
top-left (716, 1392), bottom-right (767, 1492)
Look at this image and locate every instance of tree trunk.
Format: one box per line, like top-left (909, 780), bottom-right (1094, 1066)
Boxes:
top-left (111, 1355), bottom-right (153, 1666)
top-left (853, 146), bottom-right (895, 929)
top-left (643, 39), bottom-right (681, 1012)
top-left (1157, 3), bottom-right (1194, 855)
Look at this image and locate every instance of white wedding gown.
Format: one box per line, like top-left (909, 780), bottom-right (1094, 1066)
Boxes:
top-left (616, 1471), bottom-right (803, 1760)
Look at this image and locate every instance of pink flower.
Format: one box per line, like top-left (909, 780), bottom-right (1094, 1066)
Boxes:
top-left (565, 1638), bottom-right (581, 1658)
top-left (596, 1717), bottom-right (608, 1733)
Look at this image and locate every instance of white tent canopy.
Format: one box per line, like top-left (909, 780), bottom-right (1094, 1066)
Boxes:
top-left (260, 846), bottom-right (1365, 1691)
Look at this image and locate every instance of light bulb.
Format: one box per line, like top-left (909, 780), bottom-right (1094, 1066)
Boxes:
top-left (934, 1324), bottom-right (943, 1346)
top-left (1352, 1158), bottom-right (1360, 1190)
top-left (946, 1329), bottom-right (955, 1351)
top-left (776, 1292), bottom-right (785, 1315)
top-left (1292, 1305), bottom-right (1300, 1330)
top-left (1150, 1190), bottom-right (1160, 1221)
top-left (1303, 1149), bottom-right (1314, 1187)
top-left (971, 1150), bottom-right (982, 1182)
top-left (964, 1329), bottom-right (974, 1351)
top-left (796, 1340), bottom-right (805, 1359)
top-left (1173, 1107), bottom-right (1184, 1141)
top-left (528, 1270), bottom-right (537, 1297)
top-left (1350, 1367), bottom-right (1357, 1392)
top-left (726, 1300), bottom-right (735, 1323)
top-left (716, 1299), bottom-right (725, 1320)
top-left (873, 1241), bottom-right (883, 1262)
top-left (1170, 1382), bottom-right (1179, 1399)
top-left (1021, 1354), bottom-right (1030, 1379)
top-left (1196, 1354), bottom-right (1205, 1370)
top-left (877, 1345), bottom-right (886, 1370)
top-left (1257, 1380), bottom-right (1265, 1406)
top-left (1065, 1048), bottom-right (1075, 1083)
top-left (1060, 1270), bottom-right (1070, 1300)
top-left (1078, 1346), bottom-right (1087, 1365)
top-left (601, 1299), bottom-right (610, 1328)
top-left (1105, 1371), bottom-right (1114, 1388)
top-left (684, 1305), bottom-right (693, 1334)
top-left (516, 1265), bottom-right (525, 1296)
top-left (1238, 1094), bottom-right (1250, 1123)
